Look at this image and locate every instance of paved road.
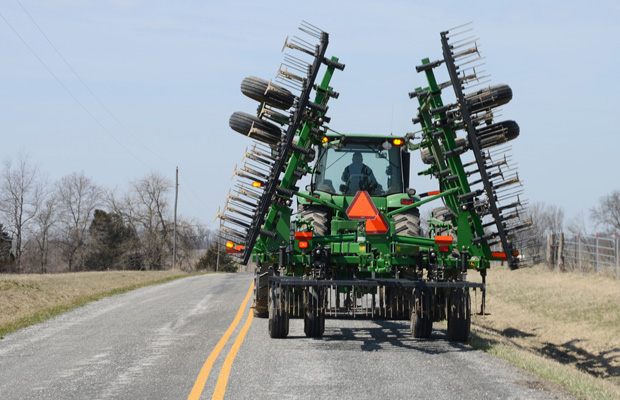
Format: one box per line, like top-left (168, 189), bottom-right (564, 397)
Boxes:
top-left (0, 273), bottom-right (571, 399)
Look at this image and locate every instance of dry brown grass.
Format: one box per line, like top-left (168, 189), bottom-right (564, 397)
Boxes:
top-left (0, 270), bottom-right (196, 336)
top-left (469, 264), bottom-right (620, 399)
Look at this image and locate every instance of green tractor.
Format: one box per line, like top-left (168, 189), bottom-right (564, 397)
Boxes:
top-left (218, 22), bottom-right (532, 342)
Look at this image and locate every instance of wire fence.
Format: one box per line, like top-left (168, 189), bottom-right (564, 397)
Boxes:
top-left (543, 232), bottom-right (620, 279)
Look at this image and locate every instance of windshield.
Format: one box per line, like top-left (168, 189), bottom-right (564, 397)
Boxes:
top-left (314, 141), bottom-right (404, 196)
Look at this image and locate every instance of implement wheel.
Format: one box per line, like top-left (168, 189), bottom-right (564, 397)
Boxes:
top-left (304, 286), bottom-right (325, 338)
top-left (252, 266), bottom-right (269, 318)
top-left (447, 288), bottom-right (471, 342)
top-left (229, 111), bottom-right (281, 144)
top-left (240, 76), bottom-right (295, 110)
top-left (410, 288), bottom-right (433, 339)
top-left (268, 283), bottom-right (289, 338)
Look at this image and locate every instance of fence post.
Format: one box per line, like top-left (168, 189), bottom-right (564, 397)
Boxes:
top-left (546, 233), bottom-right (554, 268)
top-left (596, 233), bottom-right (599, 275)
top-left (578, 233), bottom-right (582, 274)
top-left (616, 232), bottom-right (620, 279)
top-left (557, 232), bottom-right (565, 271)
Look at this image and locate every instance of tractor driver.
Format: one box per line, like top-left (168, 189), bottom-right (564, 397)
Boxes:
top-left (341, 151), bottom-right (380, 194)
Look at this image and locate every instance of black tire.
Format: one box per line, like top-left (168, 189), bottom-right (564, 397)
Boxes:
top-left (297, 205), bottom-right (331, 236)
top-left (420, 137), bottom-right (466, 165)
top-left (229, 111), bottom-right (281, 144)
top-left (431, 206), bottom-right (456, 238)
top-left (252, 267), bottom-right (269, 318)
top-left (394, 208), bottom-right (422, 237)
top-left (465, 84), bottom-right (512, 114)
top-left (268, 284), bottom-right (289, 338)
top-left (447, 288), bottom-right (471, 342)
top-left (304, 286), bottom-right (325, 338)
top-left (241, 76), bottom-right (295, 110)
top-left (473, 120), bottom-right (520, 149)
top-left (411, 288), bottom-right (433, 339)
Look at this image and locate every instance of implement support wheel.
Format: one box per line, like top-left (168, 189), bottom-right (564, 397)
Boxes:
top-left (447, 288), bottom-right (471, 342)
top-left (304, 285), bottom-right (325, 338)
top-left (410, 287), bottom-right (433, 339)
top-left (268, 283), bottom-right (289, 338)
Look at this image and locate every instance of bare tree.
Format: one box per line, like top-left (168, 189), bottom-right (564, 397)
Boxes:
top-left (130, 172), bottom-right (172, 270)
top-left (590, 189), bottom-right (620, 233)
top-left (56, 172), bottom-right (101, 271)
top-left (0, 152), bottom-right (43, 264)
top-left (32, 193), bottom-right (59, 273)
top-left (529, 201), bottom-right (565, 235)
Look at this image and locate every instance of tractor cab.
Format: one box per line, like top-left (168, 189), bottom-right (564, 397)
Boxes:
top-left (312, 135), bottom-right (410, 197)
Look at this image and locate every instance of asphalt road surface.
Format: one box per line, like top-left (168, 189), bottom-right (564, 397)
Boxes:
top-left (0, 273), bottom-right (571, 399)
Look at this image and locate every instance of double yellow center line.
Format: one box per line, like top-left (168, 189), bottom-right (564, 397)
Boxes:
top-left (187, 281), bottom-right (255, 400)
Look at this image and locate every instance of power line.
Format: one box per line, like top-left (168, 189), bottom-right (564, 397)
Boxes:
top-left (16, 0), bottom-right (174, 168)
top-left (5, 3), bottom-right (213, 221)
top-left (0, 7), bottom-right (151, 170)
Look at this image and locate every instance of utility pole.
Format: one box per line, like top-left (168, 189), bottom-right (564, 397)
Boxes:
top-left (173, 167), bottom-right (178, 269)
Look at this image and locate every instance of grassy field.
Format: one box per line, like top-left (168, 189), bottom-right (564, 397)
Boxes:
top-left (469, 264), bottom-right (620, 399)
top-left (0, 270), bottom-right (198, 337)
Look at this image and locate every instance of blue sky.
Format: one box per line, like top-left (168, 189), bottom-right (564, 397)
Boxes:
top-left (1, 0), bottom-right (618, 230)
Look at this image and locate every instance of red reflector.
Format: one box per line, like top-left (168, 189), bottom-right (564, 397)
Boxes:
top-left (434, 235), bottom-right (453, 245)
top-left (346, 191), bottom-right (379, 220)
top-left (295, 232), bottom-right (313, 240)
top-left (438, 245), bottom-right (450, 253)
top-left (492, 252), bottom-right (507, 260)
top-left (400, 198), bottom-right (415, 205)
top-left (298, 241), bottom-right (309, 249)
top-left (366, 213), bottom-right (389, 235)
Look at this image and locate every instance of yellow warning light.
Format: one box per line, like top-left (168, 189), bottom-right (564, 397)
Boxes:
top-left (225, 241), bottom-right (234, 249)
top-left (392, 138), bottom-right (404, 146)
top-left (322, 136), bottom-right (329, 143)
top-left (252, 181), bottom-right (262, 188)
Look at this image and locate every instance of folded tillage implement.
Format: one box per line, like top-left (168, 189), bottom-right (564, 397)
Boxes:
top-left (217, 22), bottom-right (532, 341)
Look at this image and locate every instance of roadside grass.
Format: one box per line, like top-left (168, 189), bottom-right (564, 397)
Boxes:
top-left (0, 270), bottom-right (205, 337)
top-left (469, 264), bottom-right (620, 399)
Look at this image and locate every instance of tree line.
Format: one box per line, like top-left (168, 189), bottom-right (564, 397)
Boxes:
top-left (0, 153), bottom-right (234, 273)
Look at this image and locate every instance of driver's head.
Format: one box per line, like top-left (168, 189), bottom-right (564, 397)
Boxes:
top-left (352, 152), bottom-right (363, 164)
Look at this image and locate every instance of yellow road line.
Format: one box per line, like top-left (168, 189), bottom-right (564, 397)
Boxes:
top-left (187, 281), bottom-right (254, 400)
top-left (212, 310), bottom-right (255, 400)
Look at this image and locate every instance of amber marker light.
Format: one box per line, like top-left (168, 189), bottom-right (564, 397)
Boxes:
top-left (252, 181), bottom-right (262, 188)
top-left (392, 138), bottom-right (404, 146)
top-left (225, 241), bottom-right (234, 249)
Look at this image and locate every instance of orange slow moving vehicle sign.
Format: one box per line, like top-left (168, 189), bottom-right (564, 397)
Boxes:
top-left (346, 191), bottom-right (389, 234)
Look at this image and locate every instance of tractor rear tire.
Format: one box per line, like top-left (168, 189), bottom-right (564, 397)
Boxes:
top-left (298, 205), bottom-right (331, 236)
top-left (229, 111), bottom-right (282, 144)
top-left (268, 284), bottom-right (289, 338)
top-left (447, 288), bottom-right (471, 342)
top-left (411, 288), bottom-right (433, 339)
top-left (240, 76), bottom-right (295, 110)
top-left (304, 286), bottom-right (325, 338)
top-left (394, 208), bottom-right (422, 237)
top-left (431, 206), bottom-right (456, 238)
